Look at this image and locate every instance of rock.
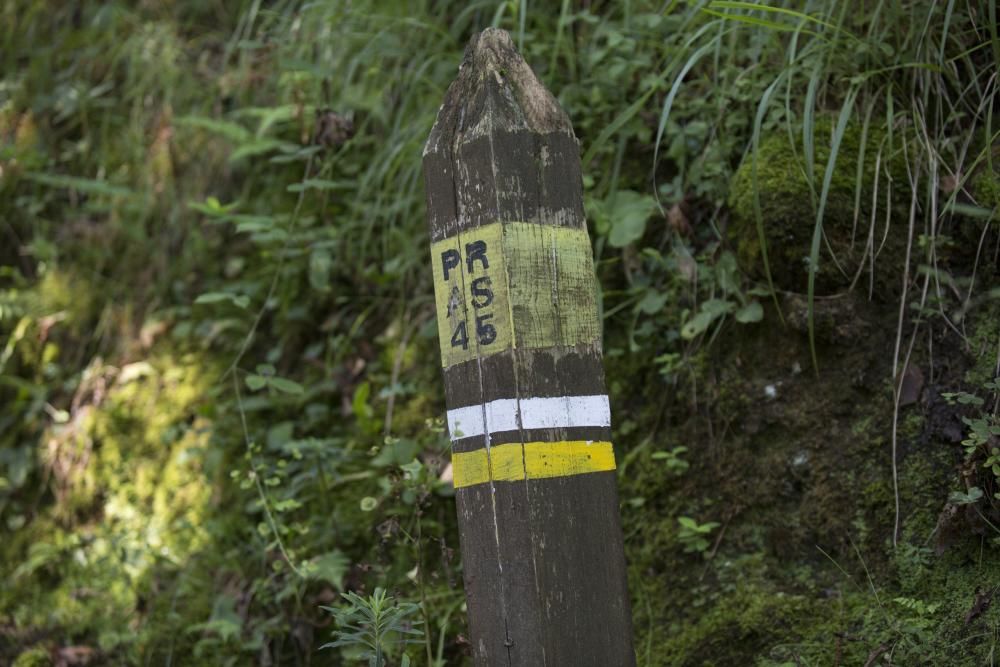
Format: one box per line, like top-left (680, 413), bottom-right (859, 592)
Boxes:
top-left (727, 120), bottom-right (910, 298)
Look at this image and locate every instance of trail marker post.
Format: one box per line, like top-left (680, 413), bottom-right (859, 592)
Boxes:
top-left (423, 29), bottom-right (635, 665)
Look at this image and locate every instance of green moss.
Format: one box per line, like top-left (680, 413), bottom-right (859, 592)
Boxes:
top-left (0, 352), bottom-right (220, 660)
top-left (972, 168), bottom-right (1000, 211)
top-left (660, 582), bottom-right (815, 666)
top-left (12, 647), bottom-right (51, 667)
top-left (616, 277), bottom-right (1000, 665)
top-left (969, 135), bottom-right (1000, 215)
top-left (728, 120), bottom-right (908, 297)
top-left (965, 302), bottom-right (1000, 387)
top-left (639, 540), bottom-right (1000, 667)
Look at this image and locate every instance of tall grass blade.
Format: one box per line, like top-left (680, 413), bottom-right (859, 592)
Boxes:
top-left (518, 0), bottom-right (526, 51)
top-left (751, 73), bottom-right (791, 321)
top-left (709, 0), bottom-right (848, 35)
top-left (802, 66), bottom-right (821, 207)
top-left (807, 85), bottom-right (860, 373)
top-left (699, 8), bottom-right (822, 39)
top-left (652, 38), bottom-right (719, 204)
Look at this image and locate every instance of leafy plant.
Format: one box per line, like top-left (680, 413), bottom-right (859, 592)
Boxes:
top-left (876, 596), bottom-right (944, 650)
top-left (949, 487), bottom-right (984, 506)
top-left (651, 446), bottom-right (690, 474)
top-left (944, 377), bottom-right (1000, 501)
top-left (321, 588), bottom-right (424, 667)
top-left (677, 516), bottom-right (720, 554)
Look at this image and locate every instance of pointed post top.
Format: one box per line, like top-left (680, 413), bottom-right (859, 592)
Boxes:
top-left (423, 29), bottom-right (586, 239)
top-left (462, 28), bottom-right (568, 133)
top-left (425, 28), bottom-right (573, 158)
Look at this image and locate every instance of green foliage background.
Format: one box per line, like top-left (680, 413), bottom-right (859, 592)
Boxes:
top-left (1, 1), bottom-right (999, 665)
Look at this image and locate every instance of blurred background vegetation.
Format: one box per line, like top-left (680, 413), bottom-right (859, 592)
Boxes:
top-left (1, 0), bottom-right (999, 665)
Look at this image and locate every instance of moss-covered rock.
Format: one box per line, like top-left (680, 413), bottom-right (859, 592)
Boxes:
top-left (728, 120), bottom-right (909, 297)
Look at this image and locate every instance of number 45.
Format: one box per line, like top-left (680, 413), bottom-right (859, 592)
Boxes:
top-left (450, 313), bottom-right (497, 350)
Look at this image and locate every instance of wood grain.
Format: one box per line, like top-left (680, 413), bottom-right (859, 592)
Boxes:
top-left (423, 28), bottom-right (635, 666)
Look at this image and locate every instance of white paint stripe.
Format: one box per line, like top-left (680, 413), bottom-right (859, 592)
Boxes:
top-left (447, 395), bottom-right (610, 441)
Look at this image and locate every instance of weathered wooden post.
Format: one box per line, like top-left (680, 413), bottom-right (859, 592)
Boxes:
top-left (423, 28), bottom-right (635, 665)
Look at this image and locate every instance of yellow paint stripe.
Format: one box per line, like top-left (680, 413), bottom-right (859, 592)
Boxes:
top-left (452, 441), bottom-right (616, 488)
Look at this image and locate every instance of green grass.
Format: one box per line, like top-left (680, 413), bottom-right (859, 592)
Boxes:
top-left (1, 0), bottom-right (999, 664)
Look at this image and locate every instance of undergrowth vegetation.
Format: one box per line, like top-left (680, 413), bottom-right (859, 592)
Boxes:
top-left (1, 0), bottom-right (999, 665)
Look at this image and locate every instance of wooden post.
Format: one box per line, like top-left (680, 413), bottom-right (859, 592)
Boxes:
top-left (423, 29), bottom-right (635, 665)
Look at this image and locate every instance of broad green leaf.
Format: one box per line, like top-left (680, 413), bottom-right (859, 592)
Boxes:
top-left (194, 291), bottom-right (248, 308)
top-left (245, 374), bottom-right (267, 391)
top-left (229, 139), bottom-right (297, 162)
top-left (372, 439), bottom-right (419, 467)
top-left (268, 377), bottom-right (304, 395)
top-left (715, 252), bottom-right (741, 296)
top-left (637, 290), bottom-right (668, 314)
top-left (701, 299), bottom-right (735, 317)
top-left (287, 179), bottom-right (355, 193)
top-left (309, 248), bottom-right (332, 292)
top-left (193, 292), bottom-right (228, 304)
top-left (175, 115), bottom-right (251, 143)
top-left (735, 301), bottom-right (763, 323)
top-left (400, 458), bottom-right (423, 481)
top-left (681, 311), bottom-right (716, 340)
top-left (188, 197), bottom-right (239, 216)
top-left (948, 487), bottom-right (983, 505)
top-left (26, 172), bottom-right (133, 197)
top-left (353, 382), bottom-right (373, 420)
top-left (606, 190), bottom-right (657, 247)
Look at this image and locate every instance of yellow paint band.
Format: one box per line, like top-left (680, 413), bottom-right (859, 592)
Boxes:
top-left (452, 440), bottom-right (616, 489)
